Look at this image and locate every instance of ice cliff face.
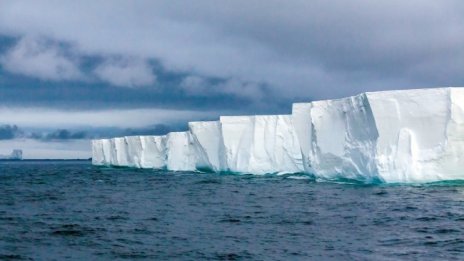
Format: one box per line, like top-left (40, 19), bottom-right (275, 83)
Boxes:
top-left (219, 115), bottom-right (303, 174)
top-left (92, 87), bottom-right (464, 183)
top-left (366, 88), bottom-right (464, 183)
top-left (292, 93), bottom-right (379, 182)
top-left (188, 121), bottom-right (226, 172)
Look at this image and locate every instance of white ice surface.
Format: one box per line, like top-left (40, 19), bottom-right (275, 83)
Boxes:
top-left (125, 136), bottom-right (143, 167)
top-left (189, 121), bottom-right (226, 172)
top-left (166, 132), bottom-right (197, 171)
top-left (300, 93), bottom-right (379, 181)
top-left (366, 88), bottom-right (464, 182)
top-left (140, 136), bottom-right (167, 169)
top-left (92, 87), bottom-right (464, 183)
top-left (219, 115), bottom-right (303, 174)
top-left (91, 139), bottom-right (104, 165)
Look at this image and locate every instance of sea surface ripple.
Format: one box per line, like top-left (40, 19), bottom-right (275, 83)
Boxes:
top-left (1, 161), bottom-right (464, 260)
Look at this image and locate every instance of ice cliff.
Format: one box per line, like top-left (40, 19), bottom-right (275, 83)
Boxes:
top-left (92, 87), bottom-right (464, 183)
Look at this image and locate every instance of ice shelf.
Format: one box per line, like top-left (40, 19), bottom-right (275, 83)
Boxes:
top-left (92, 87), bottom-right (464, 183)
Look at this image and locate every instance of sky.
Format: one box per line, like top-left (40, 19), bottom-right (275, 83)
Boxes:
top-left (0, 1), bottom-right (464, 158)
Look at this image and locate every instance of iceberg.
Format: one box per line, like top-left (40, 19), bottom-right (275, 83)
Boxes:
top-left (0, 149), bottom-right (23, 160)
top-left (92, 87), bottom-right (464, 183)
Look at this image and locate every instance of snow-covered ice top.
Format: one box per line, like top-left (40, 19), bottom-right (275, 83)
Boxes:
top-left (92, 87), bottom-right (464, 183)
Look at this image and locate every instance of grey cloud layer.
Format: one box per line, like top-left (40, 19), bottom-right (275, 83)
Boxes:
top-left (0, 37), bottom-right (83, 81)
top-left (94, 58), bottom-right (156, 88)
top-left (0, 125), bottom-right (22, 140)
top-left (0, 108), bottom-right (223, 129)
top-left (0, 123), bottom-right (180, 142)
top-left (2, 1), bottom-right (463, 102)
top-left (0, 124), bottom-right (87, 141)
top-left (0, 36), bottom-right (158, 88)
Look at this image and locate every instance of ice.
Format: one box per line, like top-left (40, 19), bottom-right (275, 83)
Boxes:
top-left (139, 136), bottom-right (167, 169)
top-left (91, 139), bottom-right (104, 165)
top-left (219, 115), bottom-right (303, 174)
top-left (111, 137), bottom-right (129, 167)
top-left (219, 116), bottom-right (255, 173)
top-left (294, 93), bottom-right (379, 182)
top-left (248, 115), bottom-right (303, 174)
top-left (366, 88), bottom-right (464, 182)
top-left (292, 103), bottom-right (313, 173)
top-left (165, 132), bottom-right (197, 171)
top-left (189, 121), bottom-right (227, 172)
top-left (292, 87), bottom-right (464, 182)
top-left (101, 139), bottom-right (112, 165)
top-left (125, 136), bottom-right (143, 167)
top-left (92, 87), bottom-right (464, 183)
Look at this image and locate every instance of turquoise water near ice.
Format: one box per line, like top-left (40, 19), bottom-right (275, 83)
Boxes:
top-left (1, 161), bottom-right (464, 260)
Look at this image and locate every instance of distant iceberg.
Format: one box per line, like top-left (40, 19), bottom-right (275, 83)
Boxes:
top-left (0, 149), bottom-right (23, 160)
top-left (92, 87), bottom-right (464, 183)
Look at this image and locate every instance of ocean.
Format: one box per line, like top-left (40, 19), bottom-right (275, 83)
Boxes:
top-left (1, 161), bottom-right (463, 260)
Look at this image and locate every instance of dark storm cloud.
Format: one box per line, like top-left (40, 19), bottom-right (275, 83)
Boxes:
top-left (0, 63), bottom-right (271, 113)
top-left (0, 124), bottom-right (22, 140)
top-left (7, 127), bottom-right (89, 141)
top-left (7, 123), bottom-right (186, 142)
top-left (42, 129), bottom-right (87, 141)
top-left (85, 124), bottom-right (186, 139)
top-left (119, 124), bottom-right (175, 137)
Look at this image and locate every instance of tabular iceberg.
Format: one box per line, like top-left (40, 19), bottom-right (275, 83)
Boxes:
top-left (92, 87), bottom-right (464, 183)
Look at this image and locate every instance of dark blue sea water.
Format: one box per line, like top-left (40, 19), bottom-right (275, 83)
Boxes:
top-left (1, 161), bottom-right (464, 260)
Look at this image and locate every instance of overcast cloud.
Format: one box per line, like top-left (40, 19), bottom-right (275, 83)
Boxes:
top-left (1, 1), bottom-right (464, 100)
top-left (94, 57), bottom-right (157, 88)
top-left (0, 36), bottom-right (83, 81)
top-left (0, 1), bottom-right (463, 157)
top-left (0, 107), bottom-right (224, 129)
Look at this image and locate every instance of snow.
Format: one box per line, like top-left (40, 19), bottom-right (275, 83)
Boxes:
top-left (91, 87), bottom-right (464, 183)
